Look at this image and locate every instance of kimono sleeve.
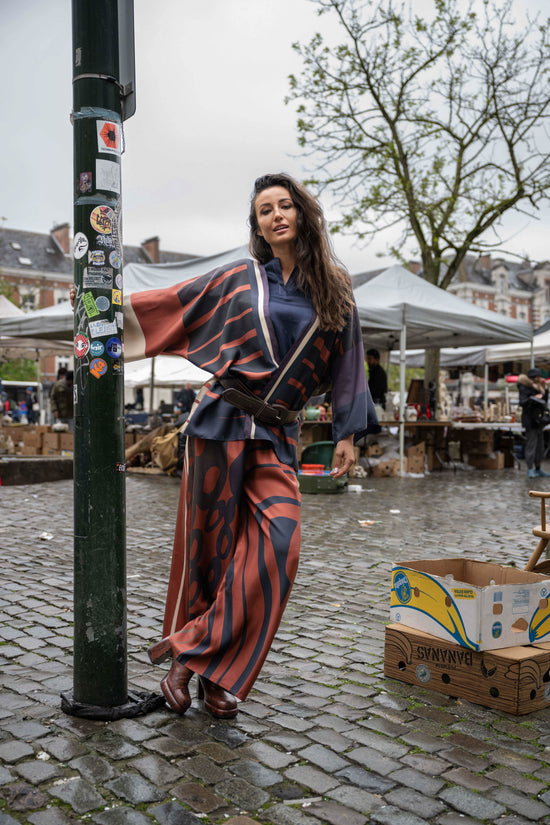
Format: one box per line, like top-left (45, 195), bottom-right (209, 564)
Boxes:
top-left (123, 259), bottom-right (261, 375)
top-left (330, 301), bottom-right (379, 444)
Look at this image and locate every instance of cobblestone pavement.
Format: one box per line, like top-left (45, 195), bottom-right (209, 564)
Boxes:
top-left (2, 466), bottom-right (550, 825)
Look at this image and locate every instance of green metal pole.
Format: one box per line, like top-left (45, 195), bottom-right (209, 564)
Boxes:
top-left (69, 0), bottom-right (126, 709)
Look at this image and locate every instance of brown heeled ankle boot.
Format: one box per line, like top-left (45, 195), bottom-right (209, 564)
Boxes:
top-left (148, 637), bottom-right (173, 664)
top-left (161, 659), bottom-right (193, 714)
top-left (197, 675), bottom-right (238, 719)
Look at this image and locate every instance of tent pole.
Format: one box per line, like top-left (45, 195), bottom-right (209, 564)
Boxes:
top-left (484, 362), bottom-right (489, 410)
top-left (530, 337), bottom-right (535, 369)
top-left (399, 314), bottom-right (406, 476)
top-left (35, 351), bottom-right (44, 426)
top-left (149, 356), bottom-right (156, 415)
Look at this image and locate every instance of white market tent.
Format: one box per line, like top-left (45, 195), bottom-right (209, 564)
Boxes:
top-left (389, 346), bottom-right (488, 368)
top-left (354, 265), bottom-right (532, 349)
top-left (0, 295), bottom-right (73, 358)
top-left (485, 328), bottom-right (550, 364)
top-left (353, 265), bottom-right (532, 471)
top-left (124, 356), bottom-right (209, 394)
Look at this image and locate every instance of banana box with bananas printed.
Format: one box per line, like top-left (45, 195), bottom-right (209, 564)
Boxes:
top-left (391, 558), bottom-right (550, 651)
top-left (384, 623), bottom-right (550, 715)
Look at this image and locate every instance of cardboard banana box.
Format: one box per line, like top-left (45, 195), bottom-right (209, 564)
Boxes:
top-left (384, 623), bottom-right (550, 715)
top-left (391, 558), bottom-right (550, 651)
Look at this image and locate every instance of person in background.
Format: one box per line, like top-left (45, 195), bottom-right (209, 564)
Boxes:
top-left (366, 348), bottom-right (388, 410)
top-left (24, 387), bottom-right (38, 425)
top-left (174, 382), bottom-right (196, 423)
top-left (50, 369), bottom-right (74, 431)
top-left (518, 367), bottom-right (550, 479)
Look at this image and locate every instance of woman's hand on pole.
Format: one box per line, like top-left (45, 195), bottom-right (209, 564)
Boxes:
top-left (330, 435), bottom-right (355, 478)
top-left (70, 285), bottom-right (75, 310)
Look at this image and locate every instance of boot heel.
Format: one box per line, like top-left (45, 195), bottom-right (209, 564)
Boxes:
top-left (148, 638), bottom-right (173, 664)
top-left (197, 677), bottom-right (204, 700)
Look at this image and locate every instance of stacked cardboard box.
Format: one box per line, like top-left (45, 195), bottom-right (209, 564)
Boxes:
top-left (405, 441), bottom-right (425, 474)
top-left (385, 623), bottom-right (550, 715)
top-left (386, 558), bottom-right (550, 713)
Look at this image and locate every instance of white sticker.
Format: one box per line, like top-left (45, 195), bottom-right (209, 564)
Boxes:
top-left (96, 158), bottom-right (121, 193)
top-left (73, 232), bottom-right (89, 259)
top-left (97, 119), bottom-right (121, 155)
top-left (88, 319), bottom-right (118, 338)
top-left (115, 311), bottom-right (124, 329)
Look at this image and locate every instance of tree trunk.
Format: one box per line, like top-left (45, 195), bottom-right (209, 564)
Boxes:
top-left (424, 348), bottom-right (440, 417)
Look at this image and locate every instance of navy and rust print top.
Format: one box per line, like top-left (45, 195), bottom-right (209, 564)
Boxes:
top-left (125, 257), bottom-right (377, 468)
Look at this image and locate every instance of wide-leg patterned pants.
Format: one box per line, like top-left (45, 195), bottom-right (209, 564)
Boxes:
top-left (162, 438), bottom-right (301, 701)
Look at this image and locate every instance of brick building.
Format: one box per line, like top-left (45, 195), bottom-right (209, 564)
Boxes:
top-left (0, 223), bottom-right (195, 383)
top-left (414, 254), bottom-right (550, 329)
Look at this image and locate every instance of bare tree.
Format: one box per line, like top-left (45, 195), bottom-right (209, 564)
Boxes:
top-left (289, 0), bottom-right (550, 290)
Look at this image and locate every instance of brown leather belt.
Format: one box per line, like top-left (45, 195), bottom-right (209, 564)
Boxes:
top-left (220, 378), bottom-right (302, 426)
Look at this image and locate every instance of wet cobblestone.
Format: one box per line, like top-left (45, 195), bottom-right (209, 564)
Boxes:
top-left (2, 468), bottom-right (550, 823)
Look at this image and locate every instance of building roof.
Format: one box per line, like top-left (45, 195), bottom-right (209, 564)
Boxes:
top-left (0, 228), bottom-right (73, 275)
top-left (0, 226), bottom-right (196, 275)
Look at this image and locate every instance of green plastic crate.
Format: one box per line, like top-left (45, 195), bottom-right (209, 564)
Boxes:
top-left (301, 440), bottom-right (335, 469)
top-left (298, 471), bottom-right (347, 494)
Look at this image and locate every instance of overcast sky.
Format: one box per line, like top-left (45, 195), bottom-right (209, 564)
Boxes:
top-left (2, 0), bottom-right (550, 274)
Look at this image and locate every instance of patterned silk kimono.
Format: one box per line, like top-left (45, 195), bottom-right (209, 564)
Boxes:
top-left (126, 258), bottom-right (375, 699)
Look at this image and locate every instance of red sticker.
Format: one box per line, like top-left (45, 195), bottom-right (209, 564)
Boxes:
top-left (99, 121), bottom-right (120, 152)
top-left (74, 334), bottom-right (89, 358)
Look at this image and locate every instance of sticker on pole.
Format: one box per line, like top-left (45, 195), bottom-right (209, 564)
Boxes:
top-left (88, 250), bottom-right (106, 266)
top-left (79, 172), bottom-right (92, 193)
top-left (112, 289), bottom-right (122, 306)
top-left (95, 295), bottom-right (110, 312)
top-left (82, 292), bottom-right (100, 318)
top-left (90, 358), bottom-right (108, 379)
top-left (74, 334), bottom-right (89, 359)
top-left (73, 232), bottom-right (89, 259)
top-left (97, 120), bottom-right (121, 155)
top-left (83, 268), bottom-right (113, 288)
top-left (109, 251), bottom-right (121, 269)
top-left (90, 205), bottom-right (113, 234)
top-left (89, 319), bottom-right (117, 338)
top-left (96, 158), bottom-right (121, 194)
top-left (106, 337), bottom-right (122, 359)
top-left (90, 340), bottom-right (105, 356)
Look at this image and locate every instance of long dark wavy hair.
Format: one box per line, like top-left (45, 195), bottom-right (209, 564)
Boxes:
top-left (248, 173), bottom-right (353, 332)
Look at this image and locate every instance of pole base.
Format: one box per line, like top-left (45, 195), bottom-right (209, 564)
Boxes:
top-left (60, 688), bottom-right (165, 721)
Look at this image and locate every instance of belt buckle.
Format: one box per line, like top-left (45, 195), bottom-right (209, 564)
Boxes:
top-left (271, 403), bottom-right (286, 425)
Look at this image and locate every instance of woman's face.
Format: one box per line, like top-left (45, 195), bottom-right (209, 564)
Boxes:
top-left (254, 186), bottom-right (298, 250)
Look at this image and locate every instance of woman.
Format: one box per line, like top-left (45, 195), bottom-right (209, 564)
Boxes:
top-left (518, 368), bottom-right (550, 479)
top-left (125, 173), bottom-right (376, 717)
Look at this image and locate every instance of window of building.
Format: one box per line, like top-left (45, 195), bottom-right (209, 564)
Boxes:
top-left (517, 306), bottom-right (528, 321)
top-left (21, 294), bottom-right (36, 312)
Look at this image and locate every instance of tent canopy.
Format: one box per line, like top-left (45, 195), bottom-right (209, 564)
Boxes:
top-left (0, 295), bottom-right (73, 358)
top-left (485, 328), bottom-right (550, 364)
top-left (355, 265), bottom-right (532, 349)
top-left (124, 356), bottom-right (209, 388)
top-left (389, 346), bottom-right (488, 368)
